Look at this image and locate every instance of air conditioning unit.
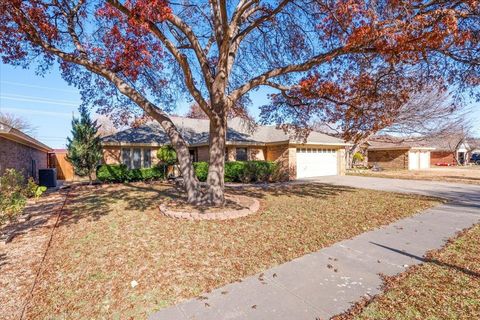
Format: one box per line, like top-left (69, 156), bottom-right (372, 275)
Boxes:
top-left (39, 168), bottom-right (57, 188)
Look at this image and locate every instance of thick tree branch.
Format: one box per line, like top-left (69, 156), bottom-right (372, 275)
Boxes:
top-left (229, 47), bottom-right (347, 101)
top-left (107, 0), bottom-right (213, 117)
top-left (166, 13), bottom-right (214, 88)
top-left (209, 0), bottom-right (224, 48)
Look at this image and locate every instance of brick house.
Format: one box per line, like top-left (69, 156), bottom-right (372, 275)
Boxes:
top-left (366, 134), bottom-right (480, 169)
top-left (367, 140), bottom-right (434, 170)
top-left (101, 117), bottom-right (348, 180)
top-left (0, 122), bottom-right (52, 180)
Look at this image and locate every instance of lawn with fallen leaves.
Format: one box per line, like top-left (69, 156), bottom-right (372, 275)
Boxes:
top-left (333, 224), bottom-right (480, 320)
top-left (22, 182), bottom-right (441, 319)
top-left (348, 166), bottom-right (480, 185)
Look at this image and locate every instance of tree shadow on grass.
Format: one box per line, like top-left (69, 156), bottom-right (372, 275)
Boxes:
top-left (115, 182), bottom-right (182, 212)
top-left (443, 175), bottom-right (480, 182)
top-left (56, 186), bottom-right (113, 227)
top-left (227, 182), bottom-right (357, 200)
top-left (48, 180), bottom-right (441, 229)
top-left (0, 192), bottom-right (68, 243)
top-left (126, 181), bottom-right (357, 208)
top-left (370, 242), bottom-right (480, 278)
top-left (0, 253), bottom-right (7, 268)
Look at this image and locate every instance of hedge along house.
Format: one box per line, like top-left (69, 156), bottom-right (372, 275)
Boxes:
top-left (367, 139), bottom-right (435, 170)
top-left (101, 117), bottom-right (348, 180)
top-left (0, 122), bottom-right (52, 181)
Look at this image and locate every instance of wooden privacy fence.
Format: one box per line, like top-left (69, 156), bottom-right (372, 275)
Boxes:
top-left (48, 150), bottom-right (74, 181)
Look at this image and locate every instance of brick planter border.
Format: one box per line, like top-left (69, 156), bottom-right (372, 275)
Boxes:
top-left (159, 195), bottom-right (260, 221)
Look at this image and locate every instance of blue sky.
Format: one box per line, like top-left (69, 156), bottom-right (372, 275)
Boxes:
top-left (0, 63), bottom-right (479, 149)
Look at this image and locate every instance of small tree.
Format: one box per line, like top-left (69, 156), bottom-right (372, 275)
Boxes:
top-left (352, 152), bottom-right (365, 166)
top-left (157, 145), bottom-right (177, 178)
top-left (67, 107), bottom-right (103, 184)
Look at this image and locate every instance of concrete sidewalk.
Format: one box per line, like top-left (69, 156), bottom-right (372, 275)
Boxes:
top-left (149, 177), bottom-right (480, 320)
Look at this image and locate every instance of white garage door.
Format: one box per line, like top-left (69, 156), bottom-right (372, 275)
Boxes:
top-left (296, 148), bottom-right (338, 178)
top-left (408, 151), bottom-right (419, 170)
top-left (419, 151), bottom-right (430, 169)
top-left (409, 150), bottom-right (430, 170)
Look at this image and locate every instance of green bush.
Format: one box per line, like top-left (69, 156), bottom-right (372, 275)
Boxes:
top-left (96, 164), bottom-right (164, 183)
top-left (127, 167), bottom-right (164, 181)
top-left (96, 164), bottom-right (129, 182)
top-left (239, 161), bottom-right (278, 183)
top-left (193, 161), bottom-right (278, 183)
top-left (157, 145), bottom-right (177, 165)
top-left (224, 161), bottom-right (245, 182)
top-left (193, 162), bottom-right (209, 182)
top-left (0, 169), bottom-right (46, 225)
top-left (25, 177), bottom-right (47, 198)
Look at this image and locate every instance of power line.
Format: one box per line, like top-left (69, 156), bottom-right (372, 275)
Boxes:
top-left (0, 94), bottom-right (78, 107)
top-left (2, 93), bottom-right (78, 104)
top-left (0, 107), bottom-right (73, 116)
top-left (0, 80), bottom-right (78, 93)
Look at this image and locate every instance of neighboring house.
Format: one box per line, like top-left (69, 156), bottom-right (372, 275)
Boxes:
top-left (367, 139), bottom-right (434, 170)
top-left (406, 136), bottom-right (479, 166)
top-left (0, 122), bottom-right (52, 180)
top-left (425, 137), bottom-right (469, 166)
top-left (101, 117), bottom-right (348, 180)
top-left (468, 138), bottom-right (480, 157)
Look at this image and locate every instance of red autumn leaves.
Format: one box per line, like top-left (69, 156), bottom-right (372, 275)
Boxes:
top-left (96, 1), bottom-right (171, 80)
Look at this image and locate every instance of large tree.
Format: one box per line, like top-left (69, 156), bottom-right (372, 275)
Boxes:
top-left (1, 1), bottom-right (478, 205)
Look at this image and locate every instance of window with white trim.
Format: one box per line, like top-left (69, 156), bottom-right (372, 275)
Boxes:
top-left (121, 148), bottom-right (152, 169)
top-left (236, 148), bottom-right (248, 161)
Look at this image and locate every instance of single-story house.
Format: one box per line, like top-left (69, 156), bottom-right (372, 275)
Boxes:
top-left (367, 139), bottom-right (435, 170)
top-left (101, 117), bottom-right (348, 180)
top-left (417, 136), bottom-right (472, 166)
top-left (470, 138), bottom-right (480, 156)
top-left (400, 136), bottom-right (479, 166)
top-left (0, 122), bottom-right (52, 180)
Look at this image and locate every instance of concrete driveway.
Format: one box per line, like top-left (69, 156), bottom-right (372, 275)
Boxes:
top-left (150, 176), bottom-right (480, 320)
top-left (305, 175), bottom-right (480, 205)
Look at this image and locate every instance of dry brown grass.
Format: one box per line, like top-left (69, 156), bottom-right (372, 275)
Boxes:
top-left (333, 224), bottom-right (480, 320)
top-left (0, 192), bottom-right (67, 320)
top-left (349, 166), bottom-right (480, 185)
top-left (22, 182), bottom-right (441, 319)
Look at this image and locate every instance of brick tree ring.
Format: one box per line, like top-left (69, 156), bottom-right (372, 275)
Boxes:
top-left (158, 194), bottom-right (260, 221)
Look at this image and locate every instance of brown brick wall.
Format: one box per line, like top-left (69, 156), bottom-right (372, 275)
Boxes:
top-left (266, 144), bottom-right (295, 180)
top-left (337, 148), bottom-right (346, 175)
top-left (0, 136), bottom-right (48, 180)
top-left (367, 149), bottom-right (408, 169)
top-left (248, 147), bottom-right (266, 161)
top-left (197, 146), bottom-right (209, 162)
top-left (102, 146), bottom-right (122, 164)
top-left (431, 151), bottom-right (455, 165)
top-left (226, 147), bottom-right (236, 161)
top-left (225, 146), bottom-right (266, 162)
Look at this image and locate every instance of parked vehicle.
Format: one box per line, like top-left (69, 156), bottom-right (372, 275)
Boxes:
top-left (471, 154), bottom-right (480, 165)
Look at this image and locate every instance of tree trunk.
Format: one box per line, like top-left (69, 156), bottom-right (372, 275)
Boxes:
top-left (143, 106), bottom-right (202, 204)
top-left (172, 140), bottom-right (203, 203)
top-left (204, 115), bottom-right (227, 206)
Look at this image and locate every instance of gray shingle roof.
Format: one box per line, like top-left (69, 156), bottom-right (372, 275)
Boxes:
top-left (101, 117), bottom-right (345, 146)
